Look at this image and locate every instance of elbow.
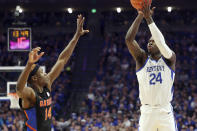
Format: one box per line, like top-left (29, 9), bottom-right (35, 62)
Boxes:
top-left (16, 88), bottom-right (22, 98)
top-left (125, 38), bottom-right (128, 44)
top-left (125, 37), bottom-right (130, 45)
top-left (16, 85), bottom-right (24, 98)
top-left (125, 34), bottom-right (135, 45)
top-left (125, 35), bottom-right (129, 43)
top-left (16, 81), bottom-right (23, 92)
top-left (125, 37), bottom-right (134, 46)
top-left (16, 84), bottom-right (21, 92)
top-left (16, 86), bottom-right (21, 96)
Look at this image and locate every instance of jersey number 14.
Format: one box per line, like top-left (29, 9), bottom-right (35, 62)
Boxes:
top-left (45, 107), bottom-right (52, 120)
top-left (149, 72), bottom-right (162, 85)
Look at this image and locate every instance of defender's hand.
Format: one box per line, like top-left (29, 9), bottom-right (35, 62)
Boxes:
top-left (28, 47), bottom-right (44, 64)
top-left (76, 14), bottom-right (89, 36)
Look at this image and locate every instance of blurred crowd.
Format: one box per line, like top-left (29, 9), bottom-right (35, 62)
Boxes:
top-left (0, 9), bottom-right (197, 131)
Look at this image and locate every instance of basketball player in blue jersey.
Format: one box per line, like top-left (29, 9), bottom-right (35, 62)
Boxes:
top-left (125, 1), bottom-right (177, 131)
top-left (16, 14), bottom-right (89, 131)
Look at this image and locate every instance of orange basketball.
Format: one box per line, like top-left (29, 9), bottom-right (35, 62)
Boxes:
top-left (130, 0), bottom-right (152, 10)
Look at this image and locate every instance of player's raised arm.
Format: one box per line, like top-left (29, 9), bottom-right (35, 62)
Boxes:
top-left (125, 12), bottom-right (146, 62)
top-left (48, 14), bottom-right (89, 84)
top-left (141, 0), bottom-right (176, 62)
top-left (16, 47), bottom-right (44, 98)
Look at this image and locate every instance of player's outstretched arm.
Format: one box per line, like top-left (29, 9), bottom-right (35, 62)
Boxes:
top-left (125, 13), bottom-right (146, 62)
top-left (16, 47), bottom-right (44, 99)
top-left (48, 14), bottom-right (89, 84)
top-left (140, 0), bottom-right (176, 63)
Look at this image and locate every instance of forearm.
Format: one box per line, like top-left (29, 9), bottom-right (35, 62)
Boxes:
top-left (48, 33), bottom-right (81, 83)
top-left (145, 17), bottom-right (154, 25)
top-left (125, 14), bottom-right (143, 43)
top-left (58, 33), bottom-right (80, 63)
top-left (147, 17), bottom-right (172, 59)
top-left (16, 63), bottom-right (32, 92)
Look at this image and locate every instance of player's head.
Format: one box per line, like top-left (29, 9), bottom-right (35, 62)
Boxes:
top-left (27, 64), bottom-right (48, 87)
top-left (147, 37), bottom-right (160, 55)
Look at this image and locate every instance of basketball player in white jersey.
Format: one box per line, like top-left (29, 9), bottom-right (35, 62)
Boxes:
top-left (125, 1), bottom-right (177, 131)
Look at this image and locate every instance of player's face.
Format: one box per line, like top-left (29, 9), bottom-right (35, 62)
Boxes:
top-left (147, 37), bottom-right (159, 54)
top-left (30, 65), bottom-right (48, 86)
top-left (35, 68), bottom-right (48, 84)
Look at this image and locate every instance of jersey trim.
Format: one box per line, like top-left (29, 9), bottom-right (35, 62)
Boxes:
top-left (136, 57), bottom-right (149, 73)
top-left (171, 70), bottom-right (174, 80)
top-left (161, 57), bottom-right (175, 73)
top-left (24, 111), bottom-right (37, 131)
top-left (171, 86), bottom-right (174, 94)
top-left (26, 123), bottom-right (37, 131)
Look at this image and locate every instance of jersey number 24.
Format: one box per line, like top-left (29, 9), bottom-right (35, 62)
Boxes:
top-left (149, 72), bottom-right (162, 85)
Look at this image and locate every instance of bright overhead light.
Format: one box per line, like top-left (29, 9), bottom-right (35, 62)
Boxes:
top-left (167, 7), bottom-right (172, 12)
top-left (67, 8), bottom-right (73, 14)
top-left (16, 5), bottom-right (20, 11)
top-left (19, 8), bottom-right (23, 13)
top-left (116, 7), bottom-right (121, 13)
top-left (16, 5), bottom-right (23, 13)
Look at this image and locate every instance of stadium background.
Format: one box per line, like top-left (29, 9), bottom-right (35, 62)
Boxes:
top-left (0, 0), bottom-right (197, 130)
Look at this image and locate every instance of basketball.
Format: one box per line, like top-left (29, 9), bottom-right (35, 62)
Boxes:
top-left (130, 0), bottom-right (152, 10)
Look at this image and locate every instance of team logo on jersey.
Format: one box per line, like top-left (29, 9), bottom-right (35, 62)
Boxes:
top-left (40, 98), bottom-right (52, 107)
top-left (147, 65), bottom-right (164, 72)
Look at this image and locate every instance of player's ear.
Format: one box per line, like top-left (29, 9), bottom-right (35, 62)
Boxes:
top-left (32, 75), bottom-right (37, 81)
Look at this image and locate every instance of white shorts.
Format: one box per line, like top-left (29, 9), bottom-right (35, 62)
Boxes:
top-left (138, 104), bottom-right (178, 131)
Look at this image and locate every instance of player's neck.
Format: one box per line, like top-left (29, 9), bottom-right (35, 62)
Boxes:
top-left (33, 84), bottom-right (44, 93)
top-left (37, 86), bottom-right (43, 93)
top-left (150, 53), bottom-right (162, 61)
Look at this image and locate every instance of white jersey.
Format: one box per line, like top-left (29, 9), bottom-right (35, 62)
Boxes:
top-left (136, 56), bottom-right (175, 106)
